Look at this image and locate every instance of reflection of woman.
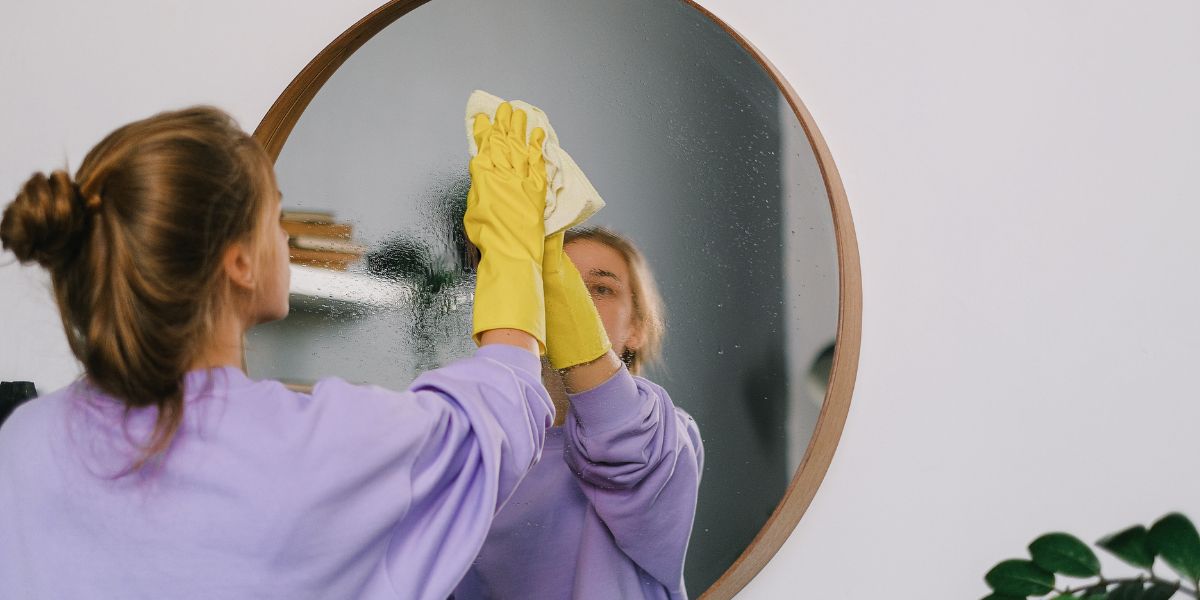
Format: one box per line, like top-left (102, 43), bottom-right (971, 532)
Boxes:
top-left (0, 105), bottom-right (555, 599)
top-left (455, 226), bottom-right (705, 599)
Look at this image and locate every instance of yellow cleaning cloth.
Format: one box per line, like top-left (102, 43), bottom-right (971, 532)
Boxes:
top-left (465, 90), bottom-right (605, 236)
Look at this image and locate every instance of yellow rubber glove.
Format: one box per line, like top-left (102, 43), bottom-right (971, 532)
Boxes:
top-left (542, 230), bottom-right (612, 369)
top-left (465, 103), bottom-right (549, 350)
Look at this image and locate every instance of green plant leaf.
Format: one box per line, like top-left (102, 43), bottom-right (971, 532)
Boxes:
top-left (1149, 513), bottom-right (1200, 582)
top-left (1098, 526), bottom-right (1156, 570)
top-left (1051, 594), bottom-right (1082, 600)
top-left (1141, 581), bottom-right (1181, 600)
top-left (1030, 532), bottom-right (1102, 577)
top-left (1106, 581), bottom-right (1143, 600)
top-left (986, 559), bottom-right (1056, 596)
top-left (981, 594), bottom-right (1027, 600)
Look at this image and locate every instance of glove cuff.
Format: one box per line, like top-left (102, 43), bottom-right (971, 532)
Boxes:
top-left (544, 276), bottom-right (612, 370)
top-left (472, 256), bottom-right (547, 353)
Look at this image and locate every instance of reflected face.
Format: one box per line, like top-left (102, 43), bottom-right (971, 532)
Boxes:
top-left (252, 191), bottom-right (291, 325)
top-left (565, 239), bottom-right (641, 358)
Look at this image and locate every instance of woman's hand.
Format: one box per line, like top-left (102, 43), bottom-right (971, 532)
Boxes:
top-left (466, 102), bottom-right (549, 352)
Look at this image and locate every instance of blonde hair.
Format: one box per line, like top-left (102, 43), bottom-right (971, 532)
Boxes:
top-left (565, 226), bottom-right (665, 375)
top-left (0, 106), bottom-right (275, 468)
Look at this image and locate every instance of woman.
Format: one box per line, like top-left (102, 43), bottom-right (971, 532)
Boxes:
top-left (454, 226), bottom-right (705, 599)
top-left (0, 104), bottom-right (557, 599)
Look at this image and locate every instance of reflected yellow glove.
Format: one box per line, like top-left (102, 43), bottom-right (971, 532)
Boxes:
top-left (542, 231), bottom-right (612, 369)
top-left (465, 103), bottom-right (549, 350)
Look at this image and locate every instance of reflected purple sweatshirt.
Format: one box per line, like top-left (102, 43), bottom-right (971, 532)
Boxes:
top-left (453, 366), bottom-right (704, 600)
top-left (0, 345), bottom-right (553, 600)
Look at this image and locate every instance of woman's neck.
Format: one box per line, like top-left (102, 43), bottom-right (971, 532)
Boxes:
top-left (540, 360), bottom-right (570, 427)
top-left (189, 308), bottom-right (247, 371)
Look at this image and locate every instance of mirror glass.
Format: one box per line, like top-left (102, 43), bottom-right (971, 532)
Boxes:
top-left (246, 0), bottom-right (839, 592)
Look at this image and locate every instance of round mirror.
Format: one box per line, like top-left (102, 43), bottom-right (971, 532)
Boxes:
top-left (248, 0), bottom-right (861, 596)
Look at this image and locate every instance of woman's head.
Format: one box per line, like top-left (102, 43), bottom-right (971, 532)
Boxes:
top-left (564, 226), bottom-right (665, 375)
top-left (0, 106), bottom-right (286, 464)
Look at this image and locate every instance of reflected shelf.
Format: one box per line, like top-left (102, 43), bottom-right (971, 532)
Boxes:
top-left (288, 264), bottom-right (414, 311)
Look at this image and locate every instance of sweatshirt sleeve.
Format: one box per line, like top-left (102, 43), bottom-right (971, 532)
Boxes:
top-left (562, 366), bottom-right (704, 595)
top-left (303, 344), bottom-right (553, 600)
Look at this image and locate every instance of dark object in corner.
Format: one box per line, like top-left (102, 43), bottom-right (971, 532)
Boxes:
top-left (0, 381), bottom-right (38, 428)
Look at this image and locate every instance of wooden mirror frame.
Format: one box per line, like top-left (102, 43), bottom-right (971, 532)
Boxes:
top-left (254, 1), bottom-right (862, 597)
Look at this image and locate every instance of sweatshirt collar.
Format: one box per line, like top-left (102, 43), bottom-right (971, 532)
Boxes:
top-left (182, 365), bottom-right (256, 399)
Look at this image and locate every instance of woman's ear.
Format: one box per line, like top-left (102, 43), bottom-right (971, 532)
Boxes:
top-left (222, 240), bottom-right (256, 293)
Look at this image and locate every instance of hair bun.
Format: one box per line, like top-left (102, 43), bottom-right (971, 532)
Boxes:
top-left (0, 170), bottom-right (90, 269)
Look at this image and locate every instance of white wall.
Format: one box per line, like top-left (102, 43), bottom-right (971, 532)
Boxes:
top-left (2, 1), bottom-right (1198, 597)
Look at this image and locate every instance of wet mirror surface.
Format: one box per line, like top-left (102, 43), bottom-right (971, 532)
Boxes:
top-left (247, 0), bottom-right (839, 592)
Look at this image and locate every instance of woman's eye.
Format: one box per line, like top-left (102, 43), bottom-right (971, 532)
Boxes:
top-left (591, 285), bottom-right (614, 296)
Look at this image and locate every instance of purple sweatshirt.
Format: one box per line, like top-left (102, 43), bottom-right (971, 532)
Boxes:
top-left (453, 366), bottom-right (704, 600)
top-left (0, 344), bottom-right (553, 600)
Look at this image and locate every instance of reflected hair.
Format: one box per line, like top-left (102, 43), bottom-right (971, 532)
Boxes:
top-left (565, 226), bottom-right (665, 375)
top-left (0, 106), bottom-right (276, 470)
